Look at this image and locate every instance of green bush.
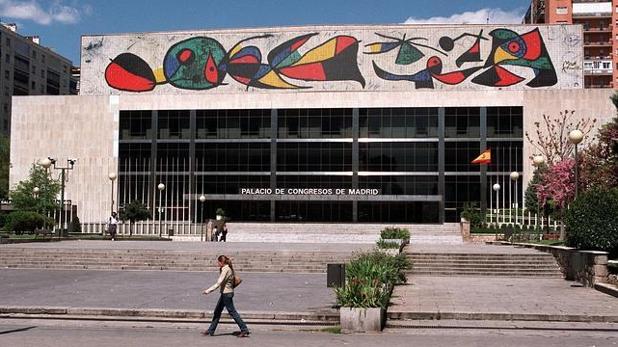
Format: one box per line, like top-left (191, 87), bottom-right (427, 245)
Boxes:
top-left (68, 216), bottom-right (82, 234)
top-left (335, 251), bottom-right (409, 308)
top-left (380, 227), bottom-right (410, 241)
top-left (5, 211), bottom-right (50, 234)
top-left (565, 188), bottom-right (618, 257)
top-left (461, 202), bottom-right (483, 228)
top-left (376, 239), bottom-right (400, 249)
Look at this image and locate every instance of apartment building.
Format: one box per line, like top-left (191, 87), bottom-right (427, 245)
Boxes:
top-left (524, 0), bottom-right (618, 88)
top-left (0, 23), bottom-right (76, 135)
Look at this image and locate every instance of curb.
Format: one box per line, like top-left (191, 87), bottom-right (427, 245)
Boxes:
top-left (0, 306), bottom-right (339, 325)
top-left (595, 283), bottom-right (618, 298)
top-left (386, 311), bottom-right (618, 323)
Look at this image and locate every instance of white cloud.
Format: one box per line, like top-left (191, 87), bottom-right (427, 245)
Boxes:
top-left (405, 8), bottom-right (525, 25)
top-left (0, 0), bottom-right (84, 25)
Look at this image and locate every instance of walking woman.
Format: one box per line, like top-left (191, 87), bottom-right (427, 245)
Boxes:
top-left (202, 255), bottom-right (250, 337)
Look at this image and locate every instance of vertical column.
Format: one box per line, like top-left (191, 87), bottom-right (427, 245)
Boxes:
top-left (189, 110), bottom-right (196, 223)
top-left (150, 110), bottom-right (158, 220)
top-left (352, 108), bottom-right (359, 222)
top-left (438, 107), bottom-right (445, 224)
top-left (270, 108), bottom-right (277, 222)
top-left (480, 107), bottom-right (488, 213)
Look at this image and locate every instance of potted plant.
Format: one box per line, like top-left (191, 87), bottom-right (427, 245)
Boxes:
top-left (336, 251), bottom-right (409, 333)
top-left (215, 208), bottom-right (225, 221)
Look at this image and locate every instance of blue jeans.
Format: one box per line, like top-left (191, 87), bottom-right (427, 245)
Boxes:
top-left (207, 293), bottom-right (249, 334)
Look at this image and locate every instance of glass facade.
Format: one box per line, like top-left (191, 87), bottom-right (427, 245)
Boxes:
top-left (118, 106), bottom-right (523, 223)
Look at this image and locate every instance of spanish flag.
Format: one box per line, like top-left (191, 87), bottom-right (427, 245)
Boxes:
top-left (472, 149), bottom-right (491, 164)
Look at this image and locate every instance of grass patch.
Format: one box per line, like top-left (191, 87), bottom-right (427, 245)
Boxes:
top-left (376, 239), bottom-right (400, 249)
top-left (320, 326), bottom-right (341, 334)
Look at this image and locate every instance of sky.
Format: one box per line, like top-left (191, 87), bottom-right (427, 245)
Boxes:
top-left (0, 0), bottom-right (531, 65)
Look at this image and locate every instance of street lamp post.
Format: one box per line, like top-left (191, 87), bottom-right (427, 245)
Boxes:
top-left (39, 157), bottom-right (75, 236)
top-left (493, 183), bottom-right (501, 225)
top-left (157, 183), bottom-right (165, 238)
top-left (108, 173), bottom-right (117, 217)
top-left (510, 171), bottom-right (520, 225)
top-left (532, 155), bottom-right (545, 228)
top-left (568, 129), bottom-right (584, 198)
top-left (199, 195), bottom-right (206, 241)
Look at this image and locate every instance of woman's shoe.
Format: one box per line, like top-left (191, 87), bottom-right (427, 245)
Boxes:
top-left (201, 331), bottom-right (213, 336)
top-left (237, 331), bottom-right (250, 338)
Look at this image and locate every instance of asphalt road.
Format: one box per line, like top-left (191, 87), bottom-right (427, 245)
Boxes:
top-left (1, 319), bottom-right (618, 347)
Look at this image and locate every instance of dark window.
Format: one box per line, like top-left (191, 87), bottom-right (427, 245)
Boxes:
top-left (196, 109), bottom-right (270, 139)
top-left (120, 110), bottom-right (152, 140)
top-left (195, 175), bottom-right (270, 195)
top-left (195, 143), bottom-right (270, 172)
top-left (359, 108), bottom-right (439, 138)
top-left (359, 142), bottom-right (438, 171)
top-left (487, 107), bottom-right (523, 138)
top-left (277, 175), bottom-right (352, 189)
top-left (157, 110), bottom-right (190, 139)
top-left (444, 141), bottom-right (482, 172)
top-left (358, 176), bottom-right (438, 195)
top-left (156, 143), bottom-right (190, 172)
top-left (277, 142), bottom-right (352, 171)
top-left (445, 107), bottom-right (480, 138)
top-left (278, 108), bottom-right (353, 138)
top-left (358, 202), bottom-right (439, 223)
top-left (118, 143), bottom-right (151, 172)
top-left (445, 175), bottom-right (481, 221)
top-left (486, 140), bottom-right (523, 172)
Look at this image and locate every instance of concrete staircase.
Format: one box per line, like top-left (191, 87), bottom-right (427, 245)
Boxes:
top-left (0, 248), bottom-right (354, 273)
top-left (181, 222), bottom-right (462, 244)
top-left (408, 252), bottom-right (563, 277)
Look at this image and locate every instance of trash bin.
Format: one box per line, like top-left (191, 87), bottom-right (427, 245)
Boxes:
top-left (327, 263), bottom-right (346, 288)
top-left (168, 228), bottom-right (174, 237)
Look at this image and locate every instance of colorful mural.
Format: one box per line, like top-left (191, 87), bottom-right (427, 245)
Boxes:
top-left (369, 28), bottom-right (558, 89)
top-left (85, 25), bottom-right (582, 94)
top-left (105, 34), bottom-right (365, 92)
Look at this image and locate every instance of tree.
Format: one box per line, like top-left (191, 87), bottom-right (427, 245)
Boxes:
top-left (0, 134), bottom-right (9, 200)
top-left (580, 93), bottom-right (618, 190)
top-left (524, 165), bottom-right (546, 213)
top-left (525, 110), bottom-right (596, 165)
top-left (10, 165), bottom-right (60, 218)
top-left (537, 159), bottom-right (575, 240)
top-left (119, 200), bottom-right (151, 236)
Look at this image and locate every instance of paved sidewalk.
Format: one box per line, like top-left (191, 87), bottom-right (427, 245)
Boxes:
top-left (0, 269), bottom-right (334, 313)
top-left (389, 276), bottom-right (618, 322)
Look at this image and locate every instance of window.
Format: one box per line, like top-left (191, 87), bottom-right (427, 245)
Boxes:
top-left (603, 62), bottom-right (611, 69)
top-left (556, 7), bottom-right (567, 15)
top-left (32, 50), bottom-right (36, 59)
top-left (31, 81), bottom-right (36, 90)
top-left (5, 38), bottom-right (10, 47)
top-left (31, 64), bottom-right (36, 73)
top-left (40, 69), bottom-right (44, 78)
top-left (5, 54), bottom-right (9, 64)
top-left (4, 70), bottom-right (8, 79)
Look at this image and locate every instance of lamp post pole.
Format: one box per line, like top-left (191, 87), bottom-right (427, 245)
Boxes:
top-left (569, 129), bottom-right (584, 198)
top-left (493, 183), bottom-right (501, 225)
top-left (199, 195), bottom-right (206, 242)
top-left (39, 157), bottom-right (75, 236)
top-left (157, 183), bottom-right (165, 238)
top-left (510, 171), bottom-right (520, 225)
top-left (108, 173), bottom-right (117, 216)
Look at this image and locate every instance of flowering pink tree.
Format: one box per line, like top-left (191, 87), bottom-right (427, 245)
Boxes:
top-left (537, 159), bottom-right (575, 210)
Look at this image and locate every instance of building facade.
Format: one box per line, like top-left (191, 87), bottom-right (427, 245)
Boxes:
top-left (0, 23), bottom-right (77, 135)
top-left (524, 0), bottom-right (618, 88)
top-left (9, 24), bottom-right (617, 228)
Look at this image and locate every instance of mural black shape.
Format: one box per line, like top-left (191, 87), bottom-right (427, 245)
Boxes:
top-left (364, 33), bottom-right (446, 65)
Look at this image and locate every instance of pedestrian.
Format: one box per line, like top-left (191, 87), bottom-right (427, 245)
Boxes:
top-left (108, 212), bottom-right (118, 241)
top-left (213, 225), bottom-right (219, 242)
top-left (202, 255), bottom-right (249, 337)
top-left (220, 224), bottom-right (228, 242)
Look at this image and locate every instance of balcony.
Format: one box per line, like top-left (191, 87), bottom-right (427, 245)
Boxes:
top-left (584, 41), bottom-right (613, 47)
top-left (583, 59), bottom-right (613, 74)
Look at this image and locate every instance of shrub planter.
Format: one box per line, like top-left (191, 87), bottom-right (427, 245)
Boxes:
top-left (460, 220), bottom-right (471, 242)
top-left (340, 307), bottom-right (385, 333)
